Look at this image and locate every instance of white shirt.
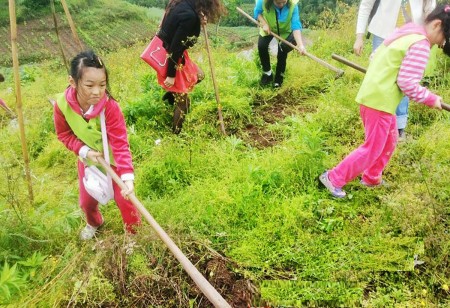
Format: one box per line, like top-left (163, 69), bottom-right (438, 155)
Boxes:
top-left (356, 0), bottom-right (436, 39)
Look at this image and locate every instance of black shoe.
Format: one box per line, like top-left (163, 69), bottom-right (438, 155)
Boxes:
top-left (260, 73), bottom-right (273, 86)
top-left (273, 75), bottom-right (284, 88)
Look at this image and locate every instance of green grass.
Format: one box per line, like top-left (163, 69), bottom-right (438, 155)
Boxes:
top-left (0, 3), bottom-right (449, 307)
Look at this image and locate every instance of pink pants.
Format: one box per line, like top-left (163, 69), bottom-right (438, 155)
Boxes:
top-left (328, 105), bottom-right (398, 188)
top-left (77, 160), bottom-right (141, 232)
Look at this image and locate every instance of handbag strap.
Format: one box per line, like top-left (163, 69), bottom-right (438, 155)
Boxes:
top-left (100, 109), bottom-right (114, 194)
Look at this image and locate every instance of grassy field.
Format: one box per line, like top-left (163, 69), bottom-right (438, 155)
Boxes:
top-left (1, 2), bottom-right (449, 307)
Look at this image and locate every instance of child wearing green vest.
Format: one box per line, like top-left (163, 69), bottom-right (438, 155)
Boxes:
top-left (254, 0), bottom-right (306, 88)
top-left (53, 51), bottom-right (141, 239)
top-left (320, 5), bottom-right (450, 198)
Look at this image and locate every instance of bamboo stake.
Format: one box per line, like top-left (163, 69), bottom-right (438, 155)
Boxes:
top-left (330, 53), bottom-right (450, 112)
top-left (202, 23), bottom-right (226, 135)
top-left (8, 0), bottom-right (34, 203)
top-left (51, 0), bottom-right (69, 72)
top-left (97, 157), bottom-right (231, 308)
top-left (236, 7), bottom-right (345, 78)
top-left (60, 0), bottom-right (83, 52)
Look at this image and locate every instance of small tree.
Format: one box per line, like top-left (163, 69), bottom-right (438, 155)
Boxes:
top-left (20, 0), bottom-right (49, 11)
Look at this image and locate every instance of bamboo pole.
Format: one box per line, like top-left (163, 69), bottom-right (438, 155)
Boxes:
top-left (202, 23), bottom-right (226, 135)
top-left (60, 0), bottom-right (83, 52)
top-left (8, 0), bottom-right (34, 203)
top-left (51, 0), bottom-right (69, 72)
top-left (236, 7), bottom-right (345, 78)
top-left (97, 157), bottom-right (231, 308)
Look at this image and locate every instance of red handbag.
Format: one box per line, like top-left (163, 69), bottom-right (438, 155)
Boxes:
top-left (140, 35), bottom-right (168, 76)
top-left (141, 36), bottom-right (199, 93)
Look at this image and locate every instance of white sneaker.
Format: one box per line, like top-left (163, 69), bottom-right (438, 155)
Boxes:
top-left (80, 217), bottom-right (103, 240)
top-left (319, 171), bottom-right (346, 198)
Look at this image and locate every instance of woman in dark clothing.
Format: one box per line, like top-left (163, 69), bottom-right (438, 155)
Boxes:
top-left (157, 0), bottom-right (226, 134)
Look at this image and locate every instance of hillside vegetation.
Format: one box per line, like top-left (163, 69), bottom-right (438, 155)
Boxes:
top-left (0, 1), bottom-right (449, 307)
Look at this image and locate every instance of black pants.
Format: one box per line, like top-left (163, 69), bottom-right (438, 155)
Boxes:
top-left (164, 68), bottom-right (205, 134)
top-left (258, 32), bottom-right (295, 77)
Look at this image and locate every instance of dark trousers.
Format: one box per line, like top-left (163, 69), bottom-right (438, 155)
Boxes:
top-left (258, 32), bottom-right (295, 77)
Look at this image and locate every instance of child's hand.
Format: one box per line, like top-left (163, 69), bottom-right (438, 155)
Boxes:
top-left (87, 150), bottom-right (103, 163)
top-left (121, 180), bottom-right (134, 199)
top-left (433, 96), bottom-right (443, 110)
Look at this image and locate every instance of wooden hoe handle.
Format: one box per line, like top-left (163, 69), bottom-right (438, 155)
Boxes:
top-left (97, 157), bottom-right (231, 308)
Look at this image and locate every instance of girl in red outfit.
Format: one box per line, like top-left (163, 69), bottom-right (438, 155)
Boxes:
top-left (53, 51), bottom-right (141, 240)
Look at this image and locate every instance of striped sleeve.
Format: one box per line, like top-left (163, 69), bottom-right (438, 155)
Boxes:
top-left (396, 40), bottom-right (437, 107)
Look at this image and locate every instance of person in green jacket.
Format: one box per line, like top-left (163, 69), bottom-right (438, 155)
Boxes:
top-left (254, 0), bottom-right (306, 88)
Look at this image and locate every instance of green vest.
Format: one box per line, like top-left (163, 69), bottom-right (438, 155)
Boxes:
top-left (356, 34), bottom-right (427, 114)
top-left (56, 93), bottom-right (114, 165)
top-left (259, 0), bottom-right (298, 39)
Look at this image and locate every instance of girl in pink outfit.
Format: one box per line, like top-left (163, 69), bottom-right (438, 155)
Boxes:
top-left (53, 51), bottom-right (141, 239)
top-left (320, 5), bottom-right (450, 198)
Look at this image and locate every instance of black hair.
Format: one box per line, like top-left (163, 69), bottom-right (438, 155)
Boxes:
top-left (0, 73), bottom-right (4, 82)
top-left (425, 4), bottom-right (450, 56)
top-left (265, 0), bottom-right (291, 12)
top-left (70, 50), bottom-right (109, 89)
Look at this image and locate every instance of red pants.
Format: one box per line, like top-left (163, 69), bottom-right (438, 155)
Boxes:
top-left (77, 160), bottom-right (141, 232)
top-left (329, 105), bottom-right (398, 188)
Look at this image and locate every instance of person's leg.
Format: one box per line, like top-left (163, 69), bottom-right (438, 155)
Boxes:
top-left (274, 33), bottom-right (295, 87)
top-left (111, 166), bottom-right (141, 233)
top-left (162, 92), bottom-right (174, 105)
top-left (258, 35), bottom-right (273, 72)
top-left (172, 93), bottom-right (190, 134)
top-left (328, 105), bottom-right (396, 188)
top-left (372, 35), bottom-right (384, 53)
top-left (258, 35), bottom-right (274, 85)
top-left (196, 66), bottom-right (205, 84)
top-left (361, 115), bottom-right (398, 185)
top-left (78, 160), bottom-right (103, 227)
top-left (396, 96), bottom-right (409, 138)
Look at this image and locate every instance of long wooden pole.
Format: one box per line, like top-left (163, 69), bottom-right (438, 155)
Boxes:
top-left (51, 0), bottom-right (69, 72)
top-left (8, 0), bottom-right (34, 203)
top-left (331, 53), bottom-right (450, 112)
top-left (202, 24), bottom-right (226, 135)
top-left (97, 157), bottom-right (231, 308)
top-left (236, 7), bottom-right (345, 78)
top-left (331, 53), bottom-right (367, 73)
top-left (60, 0), bottom-right (83, 52)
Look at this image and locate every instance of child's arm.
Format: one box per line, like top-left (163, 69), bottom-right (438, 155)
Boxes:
top-left (397, 40), bottom-right (439, 107)
top-left (53, 103), bottom-right (85, 155)
top-left (104, 99), bottom-right (134, 180)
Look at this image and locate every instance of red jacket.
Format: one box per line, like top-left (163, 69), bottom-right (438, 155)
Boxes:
top-left (53, 87), bottom-right (134, 177)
